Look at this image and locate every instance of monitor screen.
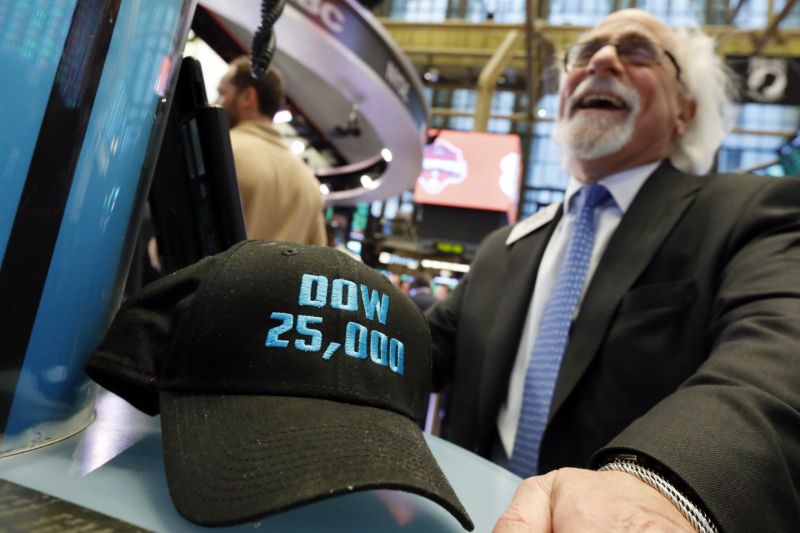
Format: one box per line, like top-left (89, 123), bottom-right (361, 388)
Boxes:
top-left (777, 129), bottom-right (800, 175)
top-left (413, 129), bottom-right (521, 222)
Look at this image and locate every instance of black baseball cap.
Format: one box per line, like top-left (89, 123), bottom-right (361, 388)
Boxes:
top-left (85, 241), bottom-right (473, 530)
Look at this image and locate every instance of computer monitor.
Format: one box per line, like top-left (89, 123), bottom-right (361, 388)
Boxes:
top-left (413, 129), bottom-right (521, 222)
top-left (148, 56), bottom-right (246, 275)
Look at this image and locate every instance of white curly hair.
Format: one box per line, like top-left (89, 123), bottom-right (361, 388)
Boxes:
top-left (668, 26), bottom-right (738, 175)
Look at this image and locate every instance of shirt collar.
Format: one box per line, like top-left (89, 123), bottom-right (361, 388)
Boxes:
top-left (563, 160), bottom-right (661, 214)
top-left (504, 160), bottom-right (662, 246)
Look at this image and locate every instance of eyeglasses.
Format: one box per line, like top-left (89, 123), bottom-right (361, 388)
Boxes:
top-left (564, 33), bottom-right (682, 83)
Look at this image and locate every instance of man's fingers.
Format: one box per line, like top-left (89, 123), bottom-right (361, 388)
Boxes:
top-left (493, 471), bottom-right (556, 533)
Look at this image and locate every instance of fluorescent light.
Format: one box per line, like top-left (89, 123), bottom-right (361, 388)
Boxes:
top-left (378, 253), bottom-right (419, 269)
top-left (420, 259), bottom-right (470, 273)
top-left (381, 148), bottom-right (393, 162)
top-left (319, 183), bottom-right (330, 195)
top-left (361, 175), bottom-right (379, 189)
top-left (291, 140), bottom-right (306, 154)
top-left (347, 241), bottom-right (362, 255)
top-left (274, 110), bottom-right (293, 124)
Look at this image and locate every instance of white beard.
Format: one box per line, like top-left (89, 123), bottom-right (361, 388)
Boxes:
top-left (553, 78), bottom-right (641, 160)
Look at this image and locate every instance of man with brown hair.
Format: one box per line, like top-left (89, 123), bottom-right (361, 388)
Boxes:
top-left (217, 57), bottom-right (326, 246)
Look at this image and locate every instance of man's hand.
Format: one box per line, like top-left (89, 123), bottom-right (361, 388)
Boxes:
top-left (493, 467), bottom-right (694, 532)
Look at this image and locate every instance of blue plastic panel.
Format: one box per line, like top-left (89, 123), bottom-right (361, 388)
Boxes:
top-left (3, 0), bottom-right (190, 449)
top-left (0, 0), bottom-right (78, 266)
top-left (0, 390), bottom-right (521, 532)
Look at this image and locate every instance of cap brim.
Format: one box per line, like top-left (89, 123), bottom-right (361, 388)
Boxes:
top-left (159, 392), bottom-right (474, 530)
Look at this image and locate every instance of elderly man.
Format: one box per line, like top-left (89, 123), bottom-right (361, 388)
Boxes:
top-left (426, 9), bottom-right (800, 532)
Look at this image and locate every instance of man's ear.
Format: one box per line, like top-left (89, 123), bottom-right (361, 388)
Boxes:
top-left (674, 97), bottom-right (697, 136)
top-left (240, 86), bottom-right (259, 110)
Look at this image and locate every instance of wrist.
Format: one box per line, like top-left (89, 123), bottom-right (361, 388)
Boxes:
top-left (599, 458), bottom-right (718, 533)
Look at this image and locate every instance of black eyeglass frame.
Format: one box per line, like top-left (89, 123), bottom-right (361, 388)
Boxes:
top-left (563, 36), bottom-right (682, 84)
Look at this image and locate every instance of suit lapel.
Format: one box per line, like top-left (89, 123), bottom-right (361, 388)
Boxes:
top-left (549, 162), bottom-right (704, 420)
top-left (478, 208), bottom-right (561, 424)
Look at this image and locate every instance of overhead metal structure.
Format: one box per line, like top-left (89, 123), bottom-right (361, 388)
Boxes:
top-left (195, 1), bottom-right (800, 206)
top-left (380, 19), bottom-right (800, 74)
top-left (198, 0), bottom-right (430, 206)
top-left (379, 15), bottom-right (800, 138)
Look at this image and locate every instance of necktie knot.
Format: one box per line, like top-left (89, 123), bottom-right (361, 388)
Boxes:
top-left (579, 183), bottom-right (611, 210)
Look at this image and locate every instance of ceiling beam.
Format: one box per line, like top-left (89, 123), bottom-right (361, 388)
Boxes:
top-left (380, 19), bottom-right (800, 73)
top-left (754, 0), bottom-right (798, 52)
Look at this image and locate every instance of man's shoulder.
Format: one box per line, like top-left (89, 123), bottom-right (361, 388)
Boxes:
top-left (703, 170), bottom-right (784, 184)
top-left (699, 171), bottom-right (800, 200)
top-left (471, 225), bottom-right (516, 262)
top-left (231, 122), bottom-right (288, 151)
top-left (230, 126), bottom-right (269, 149)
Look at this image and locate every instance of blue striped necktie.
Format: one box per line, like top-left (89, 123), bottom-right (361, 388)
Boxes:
top-left (508, 183), bottom-right (611, 478)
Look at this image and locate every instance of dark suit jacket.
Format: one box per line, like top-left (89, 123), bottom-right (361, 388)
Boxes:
top-left (427, 162), bottom-right (800, 533)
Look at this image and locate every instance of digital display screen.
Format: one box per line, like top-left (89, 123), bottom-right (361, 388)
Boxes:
top-left (777, 130), bottom-right (800, 175)
top-left (413, 129), bottom-right (521, 222)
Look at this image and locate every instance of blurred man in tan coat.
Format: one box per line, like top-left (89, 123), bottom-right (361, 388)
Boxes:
top-left (217, 57), bottom-right (326, 246)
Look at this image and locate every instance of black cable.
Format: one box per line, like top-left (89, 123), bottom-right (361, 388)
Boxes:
top-left (250, 0), bottom-right (286, 78)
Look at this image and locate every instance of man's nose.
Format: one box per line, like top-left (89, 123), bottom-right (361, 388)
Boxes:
top-left (586, 44), bottom-right (624, 76)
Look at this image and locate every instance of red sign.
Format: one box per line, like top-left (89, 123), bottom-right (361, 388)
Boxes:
top-left (414, 130), bottom-right (521, 222)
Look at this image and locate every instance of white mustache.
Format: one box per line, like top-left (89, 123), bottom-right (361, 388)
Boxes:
top-left (567, 77), bottom-right (640, 117)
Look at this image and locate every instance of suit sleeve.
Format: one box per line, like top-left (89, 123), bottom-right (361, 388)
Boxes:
top-left (592, 176), bottom-right (800, 533)
top-left (426, 267), bottom-right (469, 392)
top-left (425, 226), bottom-right (512, 392)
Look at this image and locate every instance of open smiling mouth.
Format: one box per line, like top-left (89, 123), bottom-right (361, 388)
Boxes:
top-left (572, 93), bottom-right (629, 115)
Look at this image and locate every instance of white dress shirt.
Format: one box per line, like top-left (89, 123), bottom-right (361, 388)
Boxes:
top-left (497, 161), bottom-right (660, 458)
